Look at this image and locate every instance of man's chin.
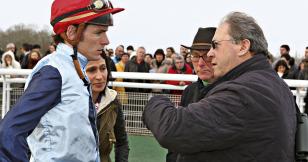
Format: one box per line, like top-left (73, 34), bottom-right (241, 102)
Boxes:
top-left (88, 55), bottom-right (101, 61)
top-left (199, 76), bottom-right (211, 81)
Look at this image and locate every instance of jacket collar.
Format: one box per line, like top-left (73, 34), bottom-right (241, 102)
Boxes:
top-left (97, 87), bottom-right (117, 113)
top-left (216, 53), bottom-right (270, 82)
top-left (56, 43), bottom-right (88, 69)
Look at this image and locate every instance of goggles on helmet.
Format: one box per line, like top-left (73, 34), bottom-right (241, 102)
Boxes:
top-left (51, 0), bottom-right (113, 27)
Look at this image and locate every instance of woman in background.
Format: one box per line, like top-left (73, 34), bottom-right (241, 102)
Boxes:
top-left (27, 50), bottom-right (41, 69)
top-left (1, 50), bottom-right (21, 69)
top-left (86, 53), bottom-right (129, 162)
top-left (274, 59), bottom-right (289, 79)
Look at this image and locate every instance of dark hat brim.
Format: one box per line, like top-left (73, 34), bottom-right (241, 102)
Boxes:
top-left (180, 44), bottom-right (192, 49)
top-left (181, 44), bottom-right (212, 50)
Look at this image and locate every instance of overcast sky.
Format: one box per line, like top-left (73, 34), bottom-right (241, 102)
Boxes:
top-left (1, 0), bottom-right (308, 57)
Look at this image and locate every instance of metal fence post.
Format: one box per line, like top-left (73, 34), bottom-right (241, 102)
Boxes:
top-left (1, 75), bottom-right (7, 119)
top-left (6, 81), bottom-right (11, 114)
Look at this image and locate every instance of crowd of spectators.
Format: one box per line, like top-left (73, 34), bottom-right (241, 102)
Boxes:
top-left (1, 42), bottom-right (308, 94)
top-left (0, 43), bottom-right (56, 71)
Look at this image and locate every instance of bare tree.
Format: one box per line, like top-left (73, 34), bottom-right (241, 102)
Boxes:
top-left (0, 24), bottom-right (53, 59)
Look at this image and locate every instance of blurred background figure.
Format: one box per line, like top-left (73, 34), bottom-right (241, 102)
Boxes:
top-left (305, 46), bottom-right (308, 59)
top-left (1, 50), bottom-right (21, 69)
top-left (274, 59), bottom-right (289, 78)
top-left (144, 53), bottom-right (154, 70)
top-left (280, 44), bottom-right (291, 57)
top-left (5, 43), bottom-right (19, 62)
top-left (298, 58), bottom-right (308, 80)
top-left (26, 50), bottom-right (41, 69)
top-left (107, 48), bottom-right (114, 57)
top-left (166, 47), bottom-right (175, 58)
top-left (124, 46), bottom-right (150, 93)
top-left (19, 43), bottom-right (32, 67)
top-left (152, 49), bottom-right (165, 73)
top-left (179, 46), bottom-right (189, 58)
top-left (6, 43), bottom-right (16, 53)
top-left (165, 55), bottom-right (193, 94)
top-left (114, 53), bottom-right (130, 92)
top-left (112, 45), bottom-right (125, 64)
top-left (184, 53), bottom-right (193, 69)
top-left (126, 45), bottom-right (134, 55)
top-left (45, 44), bottom-right (56, 56)
top-left (32, 44), bottom-right (41, 53)
top-left (157, 58), bottom-right (173, 74)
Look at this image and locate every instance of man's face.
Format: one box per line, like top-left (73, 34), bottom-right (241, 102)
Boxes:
top-left (166, 49), bottom-right (173, 57)
top-left (280, 47), bottom-right (288, 56)
top-left (175, 59), bottom-right (185, 70)
top-left (78, 25), bottom-right (109, 61)
top-left (191, 49), bottom-right (214, 81)
top-left (208, 23), bottom-right (242, 79)
top-left (136, 48), bottom-right (145, 61)
top-left (180, 47), bottom-right (188, 55)
top-left (115, 46), bottom-right (124, 57)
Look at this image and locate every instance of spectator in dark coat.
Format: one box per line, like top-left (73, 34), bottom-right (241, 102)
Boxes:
top-left (165, 27), bottom-right (216, 162)
top-left (19, 43), bottom-right (32, 68)
top-left (124, 46), bottom-right (150, 92)
top-left (274, 59), bottom-right (290, 79)
top-left (180, 27), bottom-right (216, 106)
top-left (287, 57), bottom-right (299, 79)
top-left (143, 11), bottom-right (296, 162)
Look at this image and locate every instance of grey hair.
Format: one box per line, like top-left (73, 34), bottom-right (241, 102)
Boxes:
top-left (220, 11), bottom-right (268, 54)
top-left (137, 46), bottom-right (146, 53)
top-left (174, 54), bottom-right (184, 61)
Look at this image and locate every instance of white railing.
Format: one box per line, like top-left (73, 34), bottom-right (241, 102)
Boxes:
top-left (1, 69), bottom-right (308, 118)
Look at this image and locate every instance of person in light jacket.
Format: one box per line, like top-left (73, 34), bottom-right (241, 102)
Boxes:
top-left (0, 0), bottom-right (124, 161)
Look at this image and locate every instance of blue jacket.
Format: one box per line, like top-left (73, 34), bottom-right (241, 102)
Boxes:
top-left (0, 43), bottom-right (99, 162)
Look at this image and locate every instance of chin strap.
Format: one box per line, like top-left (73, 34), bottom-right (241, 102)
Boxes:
top-left (72, 47), bottom-right (89, 86)
top-left (61, 23), bottom-right (89, 86)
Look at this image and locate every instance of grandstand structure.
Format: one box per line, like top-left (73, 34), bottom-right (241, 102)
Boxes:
top-left (1, 69), bottom-right (308, 136)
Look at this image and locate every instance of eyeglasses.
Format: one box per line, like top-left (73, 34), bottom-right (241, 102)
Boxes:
top-left (175, 61), bottom-right (184, 64)
top-left (191, 54), bottom-right (211, 62)
top-left (211, 39), bottom-right (235, 49)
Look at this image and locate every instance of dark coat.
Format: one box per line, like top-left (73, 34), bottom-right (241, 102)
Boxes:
top-left (167, 79), bottom-right (210, 162)
top-left (180, 79), bottom-right (212, 107)
top-left (143, 54), bottom-right (297, 162)
top-left (124, 57), bottom-right (150, 92)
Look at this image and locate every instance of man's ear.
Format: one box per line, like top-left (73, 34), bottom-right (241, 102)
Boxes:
top-left (66, 25), bottom-right (78, 41)
top-left (238, 39), bottom-right (251, 56)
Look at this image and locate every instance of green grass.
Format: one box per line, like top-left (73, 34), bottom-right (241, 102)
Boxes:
top-left (111, 135), bottom-right (167, 162)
